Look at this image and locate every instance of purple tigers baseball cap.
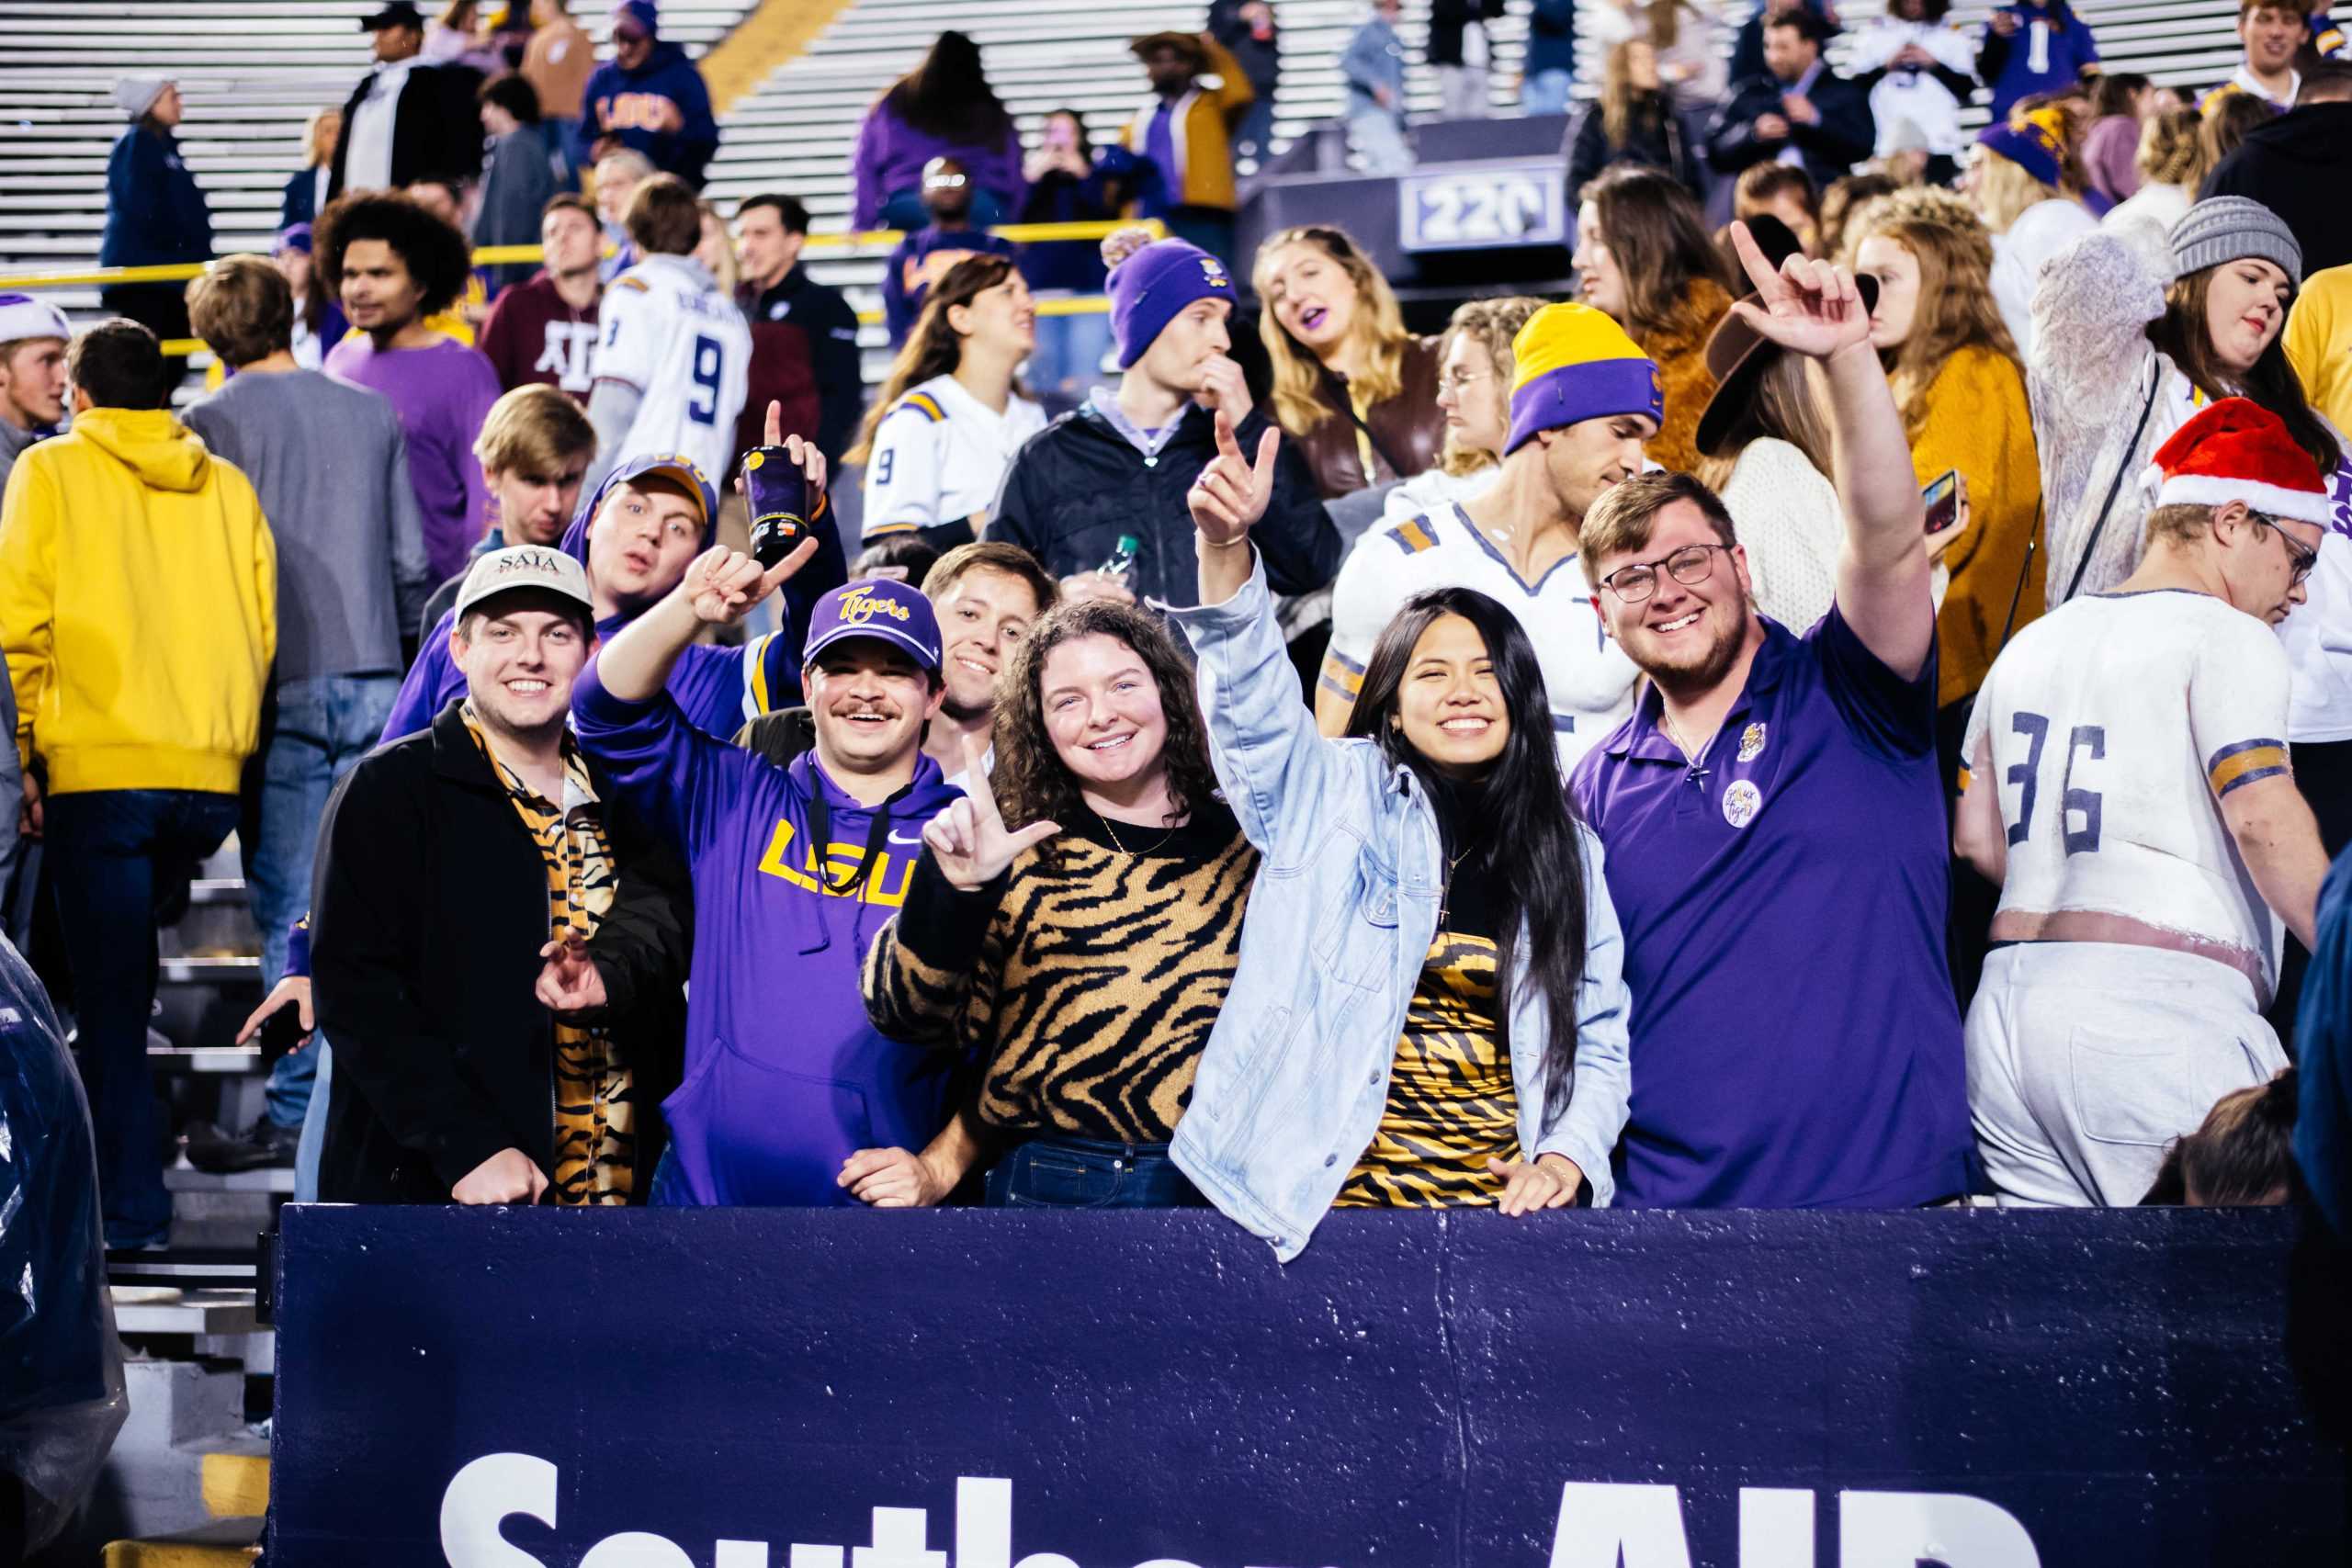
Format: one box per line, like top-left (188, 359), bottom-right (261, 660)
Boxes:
top-left (803, 579), bottom-right (943, 674)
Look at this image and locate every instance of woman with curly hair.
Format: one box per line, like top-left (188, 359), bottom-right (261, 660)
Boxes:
top-left (1251, 223), bottom-right (1444, 499)
top-left (854, 599), bottom-right (1256, 1209)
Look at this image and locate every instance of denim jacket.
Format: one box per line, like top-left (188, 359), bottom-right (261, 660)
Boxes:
top-left (1165, 556), bottom-right (1633, 1262)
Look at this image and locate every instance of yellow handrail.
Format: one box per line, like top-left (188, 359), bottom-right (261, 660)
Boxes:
top-left (0, 219), bottom-right (1161, 292)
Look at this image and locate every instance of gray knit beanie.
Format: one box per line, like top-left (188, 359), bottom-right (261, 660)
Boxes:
top-left (2169, 197), bottom-right (2303, 287)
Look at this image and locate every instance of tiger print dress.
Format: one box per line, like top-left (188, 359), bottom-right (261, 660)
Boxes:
top-left (1334, 860), bottom-right (1521, 1207)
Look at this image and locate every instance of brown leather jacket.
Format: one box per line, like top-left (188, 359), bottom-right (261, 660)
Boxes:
top-left (1291, 334), bottom-right (1447, 500)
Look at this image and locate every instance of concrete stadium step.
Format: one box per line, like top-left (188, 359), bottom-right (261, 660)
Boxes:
top-left (98, 1519), bottom-right (260, 1568)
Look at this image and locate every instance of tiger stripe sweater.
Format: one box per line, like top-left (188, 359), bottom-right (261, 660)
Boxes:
top-left (861, 803), bottom-right (1258, 1144)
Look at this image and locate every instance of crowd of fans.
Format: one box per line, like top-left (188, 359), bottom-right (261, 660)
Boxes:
top-left (6, 0), bottom-right (2352, 1269)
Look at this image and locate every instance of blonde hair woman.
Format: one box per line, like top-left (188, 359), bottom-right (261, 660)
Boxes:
top-left (1966, 108), bottom-right (2097, 355)
top-left (1252, 224), bottom-right (1444, 499)
top-left (1380, 296), bottom-right (1545, 525)
top-left (1850, 201), bottom-right (2043, 751)
top-left (1567, 39), bottom-right (1707, 196)
top-left (2100, 103), bottom-right (2204, 241)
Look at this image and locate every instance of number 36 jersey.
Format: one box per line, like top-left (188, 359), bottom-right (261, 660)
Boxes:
top-left (597, 254), bottom-right (752, 487)
top-left (1964, 589), bottom-right (2293, 979)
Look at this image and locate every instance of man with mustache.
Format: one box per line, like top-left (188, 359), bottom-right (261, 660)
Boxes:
top-left (1570, 224), bottom-right (1973, 1210)
top-left (574, 555), bottom-right (968, 1203)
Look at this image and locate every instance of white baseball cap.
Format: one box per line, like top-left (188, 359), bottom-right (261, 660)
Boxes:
top-left (0, 293), bottom-right (71, 344)
top-left (453, 546), bottom-right (595, 622)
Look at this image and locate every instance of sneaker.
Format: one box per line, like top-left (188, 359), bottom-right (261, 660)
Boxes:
top-left (184, 1117), bottom-right (300, 1174)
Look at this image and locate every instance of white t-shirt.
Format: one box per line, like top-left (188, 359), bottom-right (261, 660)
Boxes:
top-left (1965, 589), bottom-right (2292, 985)
top-left (1322, 502), bottom-right (1638, 768)
top-left (1992, 198), bottom-right (2100, 362)
top-left (861, 373), bottom-right (1047, 538)
top-left (594, 254), bottom-right (752, 490)
top-left (1717, 437), bottom-right (1842, 636)
top-left (2278, 453), bottom-right (2352, 741)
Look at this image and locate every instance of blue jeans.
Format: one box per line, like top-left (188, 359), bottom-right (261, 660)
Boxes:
top-left (879, 186), bottom-right (1006, 232)
top-left (245, 674), bottom-right (398, 1128)
top-left (1234, 96), bottom-right (1278, 169)
top-left (46, 788), bottom-right (242, 1247)
top-left (1521, 68), bottom-right (1574, 117)
top-left (984, 1135), bottom-right (1206, 1209)
top-left (1347, 107), bottom-right (1414, 175)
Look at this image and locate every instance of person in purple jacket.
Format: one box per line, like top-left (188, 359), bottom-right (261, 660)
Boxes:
top-left (1976, 0), bottom-right (2101, 120)
top-left (853, 30), bottom-right (1025, 232)
top-left (880, 157), bottom-right (1023, 347)
top-left (574, 552), bottom-right (968, 1204)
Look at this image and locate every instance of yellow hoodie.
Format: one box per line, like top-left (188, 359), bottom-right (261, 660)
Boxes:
top-left (0, 407), bottom-right (276, 795)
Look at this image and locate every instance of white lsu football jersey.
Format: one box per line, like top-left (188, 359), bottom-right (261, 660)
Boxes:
top-left (1964, 588), bottom-right (2294, 983)
top-left (861, 373), bottom-right (1047, 538)
top-left (1320, 502), bottom-right (1638, 768)
top-left (596, 253), bottom-right (752, 488)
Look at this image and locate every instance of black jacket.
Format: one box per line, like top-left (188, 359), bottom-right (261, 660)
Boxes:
top-left (1427, 0), bottom-right (1507, 67)
top-left (1568, 97), bottom-right (1708, 198)
top-left (990, 401), bottom-right (1340, 609)
top-left (328, 62), bottom-right (486, 201)
top-left (1706, 66), bottom-right (1875, 189)
top-left (747, 265), bottom-right (865, 465)
top-left (2200, 103), bottom-right (2352, 276)
top-left (311, 699), bottom-right (692, 1205)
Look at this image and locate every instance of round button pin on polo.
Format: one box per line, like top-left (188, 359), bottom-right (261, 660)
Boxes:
top-left (1737, 722), bottom-right (1767, 762)
top-left (1722, 778), bottom-right (1762, 829)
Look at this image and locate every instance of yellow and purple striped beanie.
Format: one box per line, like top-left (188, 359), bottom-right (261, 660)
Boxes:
top-left (1505, 302), bottom-right (1663, 456)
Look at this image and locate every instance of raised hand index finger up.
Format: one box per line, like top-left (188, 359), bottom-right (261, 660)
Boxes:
top-left (1213, 407), bottom-right (1246, 467)
top-left (1726, 220), bottom-right (1789, 305)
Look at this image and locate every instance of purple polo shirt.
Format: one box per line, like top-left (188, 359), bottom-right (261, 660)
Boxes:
top-left (1570, 605), bottom-right (1970, 1208)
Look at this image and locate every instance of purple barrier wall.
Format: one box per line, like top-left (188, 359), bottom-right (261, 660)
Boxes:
top-left (269, 1205), bottom-right (2347, 1567)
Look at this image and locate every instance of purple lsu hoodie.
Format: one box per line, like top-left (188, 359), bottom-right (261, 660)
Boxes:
top-left (571, 654), bottom-right (967, 1205)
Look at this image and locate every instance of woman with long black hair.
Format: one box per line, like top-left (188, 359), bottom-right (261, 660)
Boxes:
top-left (1159, 416), bottom-right (1633, 1258)
top-left (853, 30), bottom-right (1024, 232)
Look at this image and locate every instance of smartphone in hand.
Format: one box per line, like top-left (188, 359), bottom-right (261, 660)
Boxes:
top-left (1922, 468), bottom-right (1961, 535)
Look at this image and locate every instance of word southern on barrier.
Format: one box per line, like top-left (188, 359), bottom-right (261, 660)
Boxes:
top-left (269, 1204), bottom-right (2347, 1567)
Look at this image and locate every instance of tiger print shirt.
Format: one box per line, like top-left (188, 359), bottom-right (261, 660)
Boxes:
top-left (460, 705), bottom-right (638, 1206)
top-left (862, 801), bottom-right (1257, 1144)
top-left (1334, 862), bottom-right (1521, 1208)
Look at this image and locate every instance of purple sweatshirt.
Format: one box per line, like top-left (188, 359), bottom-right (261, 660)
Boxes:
top-left (571, 656), bottom-right (968, 1204)
top-left (852, 103), bottom-right (1026, 231)
top-left (323, 335), bottom-right (503, 581)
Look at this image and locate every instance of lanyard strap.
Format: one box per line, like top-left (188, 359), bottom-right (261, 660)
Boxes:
top-left (804, 775), bottom-right (914, 896)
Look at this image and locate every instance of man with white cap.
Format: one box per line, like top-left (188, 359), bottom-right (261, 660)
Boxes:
top-left (98, 75), bottom-right (211, 367)
top-left (310, 545), bottom-right (691, 1205)
top-left (1958, 397), bottom-right (2335, 1206)
top-left (0, 291), bottom-right (62, 897)
top-left (0, 293), bottom-right (69, 499)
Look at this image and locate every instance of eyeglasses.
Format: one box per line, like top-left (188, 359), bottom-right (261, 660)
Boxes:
top-left (2247, 512), bottom-right (2319, 585)
top-left (1598, 542), bottom-right (1733, 604)
top-left (1438, 367), bottom-right (1492, 393)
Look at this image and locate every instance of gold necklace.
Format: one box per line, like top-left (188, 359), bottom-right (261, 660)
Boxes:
top-left (1659, 705), bottom-right (1725, 777)
top-left (1098, 809), bottom-right (1179, 857)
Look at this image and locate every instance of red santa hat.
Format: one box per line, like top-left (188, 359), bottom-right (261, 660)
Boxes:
top-left (2145, 397), bottom-right (2334, 525)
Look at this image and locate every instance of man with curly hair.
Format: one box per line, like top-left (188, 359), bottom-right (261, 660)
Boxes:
top-left (319, 190), bottom-right (504, 579)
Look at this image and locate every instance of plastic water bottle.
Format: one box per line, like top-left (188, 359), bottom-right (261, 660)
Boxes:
top-left (1099, 534), bottom-right (1141, 582)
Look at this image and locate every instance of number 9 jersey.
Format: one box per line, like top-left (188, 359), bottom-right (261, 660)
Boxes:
top-left (1963, 589), bottom-right (2294, 983)
top-left (597, 254), bottom-right (753, 489)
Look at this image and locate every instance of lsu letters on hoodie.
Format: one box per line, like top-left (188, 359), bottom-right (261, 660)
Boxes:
top-left (571, 655), bottom-right (965, 1204)
top-left (0, 408), bottom-right (275, 794)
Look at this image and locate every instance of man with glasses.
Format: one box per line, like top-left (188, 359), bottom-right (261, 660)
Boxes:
top-left (1953, 398), bottom-right (2334, 1206)
top-left (1317, 300), bottom-right (1652, 762)
top-left (1572, 226), bottom-right (1973, 1210)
